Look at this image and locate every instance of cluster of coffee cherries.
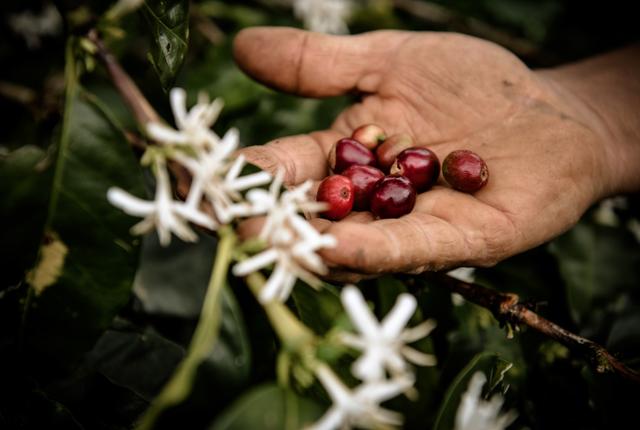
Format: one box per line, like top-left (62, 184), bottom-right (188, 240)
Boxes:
top-left (316, 124), bottom-right (489, 220)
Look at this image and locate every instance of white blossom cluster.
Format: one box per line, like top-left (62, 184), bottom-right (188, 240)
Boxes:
top-left (308, 286), bottom-right (437, 429)
top-left (107, 88), bottom-right (336, 303)
top-left (293, 0), bottom-right (353, 34)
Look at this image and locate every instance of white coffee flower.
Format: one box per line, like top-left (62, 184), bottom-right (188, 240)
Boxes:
top-left (454, 372), bottom-right (517, 430)
top-left (307, 364), bottom-right (413, 430)
top-left (340, 286), bottom-right (437, 382)
top-left (172, 127), bottom-right (271, 224)
top-left (232, 170), bottom-right (336, 303)
top-left (107, 160), bottom-right (215, 246)
top-left (293, 0), bottom-right (352, 34)
top-left (146, 88), bottom-right (224, 149)
top-left (8, 4), bottom-right (62, 49)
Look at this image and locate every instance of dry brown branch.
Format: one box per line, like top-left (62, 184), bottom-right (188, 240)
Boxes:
top-left (430, 273), bottom-right (640, 384)
top-left (87, 29), bottom-right (160, 125)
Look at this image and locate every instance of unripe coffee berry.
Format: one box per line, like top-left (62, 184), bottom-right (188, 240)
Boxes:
top-left (370, 175), bottom-right (416, 219)
top-left (316, 175), bottom-right (354, 220)
top-left (442, 150), bottom-right (489, 193)
top-left (351, 124), bottom-right (386, 150)
top-left (341, 165), bottom-right (385, 211)
top-left (376, 133), bottom-right (415, 171)
top-left (329, 138), bottom-right (377, 173)
top-left (390, 147), bottom-right (440, 192)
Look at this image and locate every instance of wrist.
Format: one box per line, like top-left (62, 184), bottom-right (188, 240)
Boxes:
top-left (536, 45), bottom-right (640, 196)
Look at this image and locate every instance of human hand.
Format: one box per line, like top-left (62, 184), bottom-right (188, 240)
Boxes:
top-left (232, 27), bottom-right (619, 280)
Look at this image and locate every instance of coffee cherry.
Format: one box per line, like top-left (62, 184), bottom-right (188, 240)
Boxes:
top-left (442, 150), bottom-right (489, 193)
top-left (341, 165), bottom-right (385, 211)
top-left (376, 133), bottom-right (415, 171)
top-left (316, 175), bottom-right (355, 220)
top-left (351, 124), bottom-right (386, 150)
top-left (370, 175), bottom-right (416, 219)
top-left (329, 138), bottom-right (377, 173)
top-left (390, 147), bottom-right (440, 192)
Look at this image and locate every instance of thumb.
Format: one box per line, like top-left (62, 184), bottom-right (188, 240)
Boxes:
top-left (233, 26), bottom-right (409, 97)
top-left (240, 129), bottom-right (342, 185)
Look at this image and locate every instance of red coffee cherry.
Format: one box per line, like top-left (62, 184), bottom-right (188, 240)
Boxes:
top-left (341, 165), bottom-right (385, 211)
top-left (370, 175), bottom-right (416, 219)
top-left (351, 124), bottom-right (387, 150)
top-left (316, 175), bottom-right (355, 220)
top-left (390, 147), bottom-right (440, 192)
top-left (329, 138), bottom-right (377, 173)
top-left (442, 150), bottom-right (489, 193)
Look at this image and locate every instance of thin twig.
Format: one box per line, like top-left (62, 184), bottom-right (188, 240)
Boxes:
top-left (87, 29), bottom-right (160, 125)
top-left (87, 29), bottom-right (194, 202)
top-left (430, 273), bottom-right (640, 384)
top-left (392, 0), bottom-right (543, 61)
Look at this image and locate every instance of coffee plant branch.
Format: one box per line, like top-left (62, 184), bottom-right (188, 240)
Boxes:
top-left (430, 273), bottom-right (640, 384)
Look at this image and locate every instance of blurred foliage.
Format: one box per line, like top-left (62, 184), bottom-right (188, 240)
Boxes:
top-left (0, 0), bottom-right (639, 429)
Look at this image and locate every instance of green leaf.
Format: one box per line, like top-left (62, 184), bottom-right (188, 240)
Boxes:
top-left (134, 230), bottom-right (251, 389)
top-left (433, 352), bottom-right (513, 430)
top-left (0, 146), bottom-right (54, 290)
top-left (209, 384), bottom-right (324, 430)
top-left (549, 220), bottom-right (640, 327)
top-left (141, 0), bottom-right (190, 90)
top-left (85, 317), bottom-right (184, 401)
top-left (22, 52), bottom-right (145, 367)
top-left (291, 281), bottom-right (343, 336)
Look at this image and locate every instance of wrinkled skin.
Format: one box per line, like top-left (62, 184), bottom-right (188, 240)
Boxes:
top-left (232, 27), bottom-right (624, 281)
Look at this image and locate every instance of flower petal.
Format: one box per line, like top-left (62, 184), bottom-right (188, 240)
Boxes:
top-left (381, 293), bottom-right (417, 338)
top-left (107, 187), bottom-right (154, 216)
top-left (341, 286), bottom-right (381, 338)
top-left (401, 319), bottom-right (437, 343)
top-left (259, 261), bottom-right (288, 303)
top-left (315, 365), bottom-right (351, 405)
top-left (146, 122), bottom-right (189, 145)
top-left (232, 248), bottom-right (279, 276)
top-left (355, 375), bottom-right (414, 403)
top-left (352, 349), bottom-right (386, 382)
top-left (400, 346), bottom-right (437, 367)
top-left (169, 87), bottom-right (188, 129)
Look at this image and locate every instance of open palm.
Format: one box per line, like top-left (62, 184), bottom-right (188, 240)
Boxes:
top-left (233, 27), bottom-right (610, 279)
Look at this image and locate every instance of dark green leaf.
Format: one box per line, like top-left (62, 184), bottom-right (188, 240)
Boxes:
top-left (291, 281), bottom-right (343, 336)
top-left (22, 78), bottom-right (145, 367)
top-left (0, 145), bottom-right (53, 289)
top-left (375, 275), bottom-right (408, 316)
top-left (86, 317), bottom-right (184, 401)
top-left (209, 384), bottom-right (323, 430)
top-left (134, 230), bottom-right (251, 386)
top-left (549, 220), bottom-right (640, 327)
top-left (142, 0), bottom-right (190, 90)
top-left (133, 230), bottom-right (251, 427)
top-left (134, 232), bottom-right (220, 318)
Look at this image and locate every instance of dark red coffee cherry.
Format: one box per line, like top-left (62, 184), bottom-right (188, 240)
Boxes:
top-left (390, 147), bottom-right (440, 192)
top-left (442, 150), bottom-right (489, 193)
top-left (370, 175), bottom-right (416, 219)
top-left (329, 138), bottom-right (377, 173)
top-left (341, 165), bottom-right (385, 211)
